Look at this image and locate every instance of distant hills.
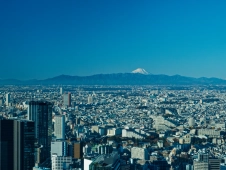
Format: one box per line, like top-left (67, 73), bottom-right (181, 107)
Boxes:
top-left (0, 73), bottom-right (226, 85)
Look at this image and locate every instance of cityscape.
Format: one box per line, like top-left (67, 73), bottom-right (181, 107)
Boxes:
top-left (1, 0), bottom-right (226, 170)
top-left (1, 76), bottom-right (226, 169)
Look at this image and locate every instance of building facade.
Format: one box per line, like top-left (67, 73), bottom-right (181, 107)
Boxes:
top-left (131, 147), bottom-right (148, 160)
top-left (52, 155), bottom-right (72, 170)
top-left (28, 101), bottom-right (53, 163)
top-left (54, 115), bottom-right (65, 140)
top-left (51, 141), bottom-right (68, 157)
top-left (63, 93), bottom-right (71, 107)
top-left (0, 119), bottom-right (35, 170)
top-left (5, 93), bottom-right (10, 106)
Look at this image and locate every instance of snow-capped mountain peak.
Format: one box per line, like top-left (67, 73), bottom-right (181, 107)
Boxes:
top-left (131, 68), bottom-right (149, 75)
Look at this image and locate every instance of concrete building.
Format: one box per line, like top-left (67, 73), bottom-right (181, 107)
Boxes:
top-left (63, 92), bottom-right (71, 107)
top-left (5, 93), bottom-right (10, 106)
top-left (92, 125), bottom-right (100, 133)
top-left (131, 147), bottom-right (148, 160)
top-left (54, 115), bottom-right (65, 140)
top-left (72, 142), bottom-right (83, 159)
top-left (60, 87), bottom-right (63, 95)
top-left (122, 129), bottom-right (145, 139)
top-left (97, 144), bottom-right (112, 155)
top-left (51, 155), bottom-right (72, 170)
top-left (51, 141), bottom-right (67, 157)
top-left (152, 116), bottom-right (177, 130)
top-left (197, 129), bottom-right (220, 138)
top-left (209, 158), bottom-right (221, 170)
top-left (92, 125), bottom-right (107, 135)
top-left (88, 95), bottom-right (93, 104)
top-left (84, 158), bottom-right (93, 170)
top-left (157, 140), bottom-right (164, 148)
top-left (193, 161), bottom-right (208, 170)
top-left (107, 128), bottom-right (122, 136)
top-left (193, 152), bottom-right (210, 170)
top-left (188, 117), bottom-right (195, 127)
top-left (198, 152), bottom-right (209, 162)
top-left (179, 134), bottom-right (192, 144)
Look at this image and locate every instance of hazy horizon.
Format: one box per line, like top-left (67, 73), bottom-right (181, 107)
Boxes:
top-left (1, 69), bottom-right (226, 81)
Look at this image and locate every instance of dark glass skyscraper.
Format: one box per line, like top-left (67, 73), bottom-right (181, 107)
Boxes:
top-left (0, 119), bottom-right (35, 170)
top-left (28, 101), bottom-right (53, 163)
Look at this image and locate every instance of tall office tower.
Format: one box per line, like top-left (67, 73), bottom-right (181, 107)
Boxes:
top-left (5, 93), bottom-right (10, 106)
top-left (28, 101), bottom-right (53, 163)
top-left (54, 115), bottom-right (65, 140)
top-left (0, 119), bottom-right (35, 170)
top-left (63, 92), bottom-right (71, 107)
top-left (87, 95), bottom-right (93, 104)
top-left (60, 87), bottom-right (63, 95)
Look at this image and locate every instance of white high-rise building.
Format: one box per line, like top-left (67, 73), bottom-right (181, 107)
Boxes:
top-left (54, 115), bottom-right (65, 140)
top-left (51, 141), bottom-right (67, 157)
top-left (88, 95), bottom-right (93, 104)
top-left (60, 87), bottom-right (63, 95)
top-left (5, 93), bottom-right (10, 106)
top-left (188, 117), bottom-right (195, 127)
top-left (52, 155), bottom-right (72, 170)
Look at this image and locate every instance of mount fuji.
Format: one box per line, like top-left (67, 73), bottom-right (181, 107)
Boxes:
top-left (131, 68), bottom-right (149, 75)
top-left (1, 71), bottom-right (226, 85)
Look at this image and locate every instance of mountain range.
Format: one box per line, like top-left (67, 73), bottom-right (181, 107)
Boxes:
top-left (0, 69), bottom-right (226, 85)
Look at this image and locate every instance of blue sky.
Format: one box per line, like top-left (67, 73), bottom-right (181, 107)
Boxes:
top-left (0, 0), bottom-right (226, 79)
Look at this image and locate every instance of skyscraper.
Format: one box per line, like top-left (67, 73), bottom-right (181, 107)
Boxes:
top-left (88, 95), bottom-right (93, 104)
top-left (63, 92), bottom-right (71, 107)
top-left (0, 119), bottom-right (35, 170)
top-left (27, 101), bottom-right (53, 163)
top-left (60, 87), bottom-right (63, 95)
top-left (5, 93), bottom-right (10, 106)
top-left (54, 115), bottom-right (65, 140)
